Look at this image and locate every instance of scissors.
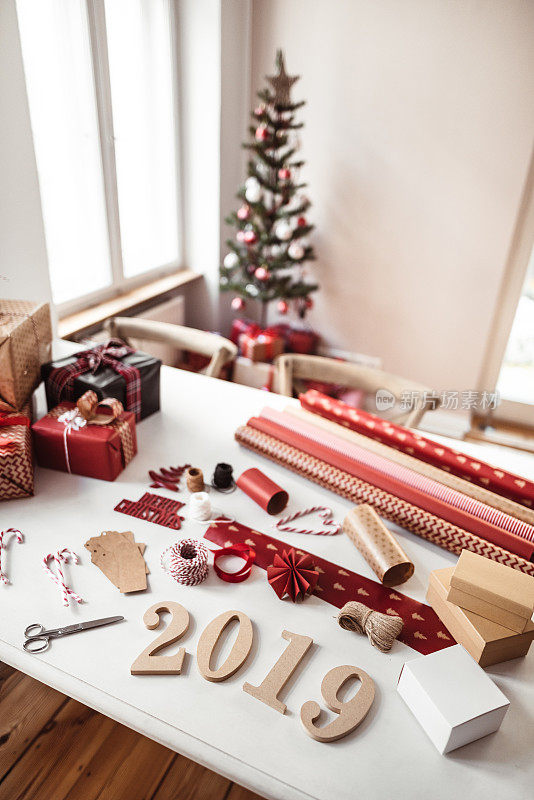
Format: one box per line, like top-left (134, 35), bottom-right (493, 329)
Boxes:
top-left (23, 616), bottom-right (124, 653)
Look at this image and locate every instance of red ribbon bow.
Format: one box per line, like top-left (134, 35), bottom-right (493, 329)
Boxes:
top-left (211, 542), bottom-right (256, 583)
top-left (267, 547), bottom-right (319, 601)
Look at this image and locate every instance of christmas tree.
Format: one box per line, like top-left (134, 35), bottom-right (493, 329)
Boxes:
top-left (220, 50), bottom-right (318, 327)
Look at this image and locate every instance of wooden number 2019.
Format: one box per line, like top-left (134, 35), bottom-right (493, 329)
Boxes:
top-left (131, 602), bottom-right (375, 742)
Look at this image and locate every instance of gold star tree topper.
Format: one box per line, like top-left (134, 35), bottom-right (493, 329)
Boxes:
top-left (267, 50), bottom-right (300, 107)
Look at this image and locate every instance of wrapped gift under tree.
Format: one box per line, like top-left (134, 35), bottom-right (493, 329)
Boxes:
top-left (32, 390), bottom-right (137, 482)
top-left (42, 340), bottom-right (161, 421)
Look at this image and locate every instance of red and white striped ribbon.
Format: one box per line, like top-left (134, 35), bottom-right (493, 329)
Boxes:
top-left (276, 506), bottom-right (341, 536)
top-left (43, 548), bottom-right (83, 606)
top-left (0, 528), bottom-right (24, 585)
top-left (161, 539), bottom-right (209, 586)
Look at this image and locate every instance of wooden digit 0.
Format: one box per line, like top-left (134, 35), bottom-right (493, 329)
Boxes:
top-left (197, 610), bottom-right (254, 682)
top-left (300, 665), bottom-right (375, 742)
top-left (243, 630), bottom-right (313, 714)
top-left (131, 601), bottom-right (190, 675)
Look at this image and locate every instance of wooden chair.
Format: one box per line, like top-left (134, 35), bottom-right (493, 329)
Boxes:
top-left (104, 317), bottom-right (237, 379)
top-left (275, 353), bottom-right (440, 427)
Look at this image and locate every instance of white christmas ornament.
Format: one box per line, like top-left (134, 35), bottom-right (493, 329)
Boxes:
top-left (274, 220), bottom-right (292, 241)
top-left (288, 242), bottom-right (305, 260)
top-left (223, 252), bottom-right (239, 269)
top-left (271, 244), bottom-right (285, 258)
top-left (245, 177), bottom-right (262, 204)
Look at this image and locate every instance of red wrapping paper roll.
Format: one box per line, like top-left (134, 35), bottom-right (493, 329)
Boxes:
top-left (237, 467), bottom-right (288, 514)
top-left (246, 415), bottom-right (534, 561)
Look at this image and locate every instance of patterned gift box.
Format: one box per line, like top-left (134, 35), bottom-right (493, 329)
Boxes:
top-left (32, 391), bottom-right (137, 482)
top-left (0, 300), bottom-right (52, 413)
top-left (0, 408), bottom-right (34, 501)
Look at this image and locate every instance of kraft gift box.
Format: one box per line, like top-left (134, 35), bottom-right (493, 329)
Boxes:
top-left (397, 644), bottom-right (510, 754)
top-left (0, 299), bottom-right (52, 413)
top-left (447, 549), bottom-right (534, 633)
top-left (0, 406), bottom-right (34, 500)
top-left (427, 567), bottom-right (534, 667)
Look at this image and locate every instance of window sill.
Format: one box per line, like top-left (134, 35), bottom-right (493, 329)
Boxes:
top-left (58, 269), bottom-right (201, 340)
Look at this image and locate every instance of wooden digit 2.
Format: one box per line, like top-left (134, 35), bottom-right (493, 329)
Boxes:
top-left (300, 664), bottom-right (375, 742)
top-left (243, 630), bottom-right (313, 714)
top-left (131, 601), bottom-right (190, 675)
top-left (197, 610), bottom-right (254, 682)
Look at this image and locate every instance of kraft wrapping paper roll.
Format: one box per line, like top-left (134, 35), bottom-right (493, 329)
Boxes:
top-left (236, 467), bottom-right (288, 514)
top-left (234, 424), bottom-right (534, 577)
top-left (343, 504), bottom-right (414, 586)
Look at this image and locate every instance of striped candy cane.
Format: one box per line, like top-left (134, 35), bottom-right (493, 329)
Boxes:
top-left (276, 506), bottom-right (341, 536)
top-left (43, 548), bottom-right (83, 607)
top-left (0, 528), bottom-right (24, 585)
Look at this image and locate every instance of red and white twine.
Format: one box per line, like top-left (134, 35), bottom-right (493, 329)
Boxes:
top-left (43, 548), bottom-right (83, 606)
top-left (161, 538), bottom-right (209, 586)
top-left (276, 506), bottom-right (341, 536)
top-left (0, 528), bottom-right (24, 585)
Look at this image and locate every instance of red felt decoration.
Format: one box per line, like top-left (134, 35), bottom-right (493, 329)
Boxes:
top-left (267, 547), bottom-right (319, 602)
top-left (115, 492), bottom-right (185, 530)
top-left (148, 464), bottom-right (190, 491)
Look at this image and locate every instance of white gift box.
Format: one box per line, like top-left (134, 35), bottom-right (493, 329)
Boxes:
top-left (397, 644), bottom-right (509, 754)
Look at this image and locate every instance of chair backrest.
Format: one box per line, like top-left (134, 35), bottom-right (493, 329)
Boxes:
top-left (275, 353), bottom-right (439, 427)
top-left (104, 317), bottom-right (237, 379)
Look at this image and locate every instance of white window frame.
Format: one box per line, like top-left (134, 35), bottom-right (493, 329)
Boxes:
top-left (477, 153), bottom-right (534, 428)
top-left (55, 0), bottom-right (183, 318)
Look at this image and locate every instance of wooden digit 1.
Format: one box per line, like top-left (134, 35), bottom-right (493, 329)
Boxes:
top-left (197, 610), bottom-right (254, 682)
top-left (131, 601), bottom-right (190, 675)
top-left (243, 630), bottom-right (313, 714)
top-left (300, 664), bottom-right (375, 742)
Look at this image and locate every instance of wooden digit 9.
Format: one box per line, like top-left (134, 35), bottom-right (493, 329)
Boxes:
top-left (131, 601), bottom-right (190, 675)
top-left (300, 665), bottom-right (375, 742)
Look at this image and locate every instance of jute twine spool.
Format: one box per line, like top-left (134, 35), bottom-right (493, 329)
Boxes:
top-left (186, 467), bottom-right (204, 493)
top-left (337, 601), bottom-right (404, 653)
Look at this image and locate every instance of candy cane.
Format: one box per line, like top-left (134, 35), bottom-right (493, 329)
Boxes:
top-left (276, 506), bottom-right (341, 536)
top-left (0, 528), bottom-right (24, 585)
top-left (42, 548), bottom-right (83, 606)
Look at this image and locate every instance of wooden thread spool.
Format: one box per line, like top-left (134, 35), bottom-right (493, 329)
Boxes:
top-left (186, 467), bottom-right (204, 493)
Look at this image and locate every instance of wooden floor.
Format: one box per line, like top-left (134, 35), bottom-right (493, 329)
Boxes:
top-left (0, 662), bottom-right (262, 800)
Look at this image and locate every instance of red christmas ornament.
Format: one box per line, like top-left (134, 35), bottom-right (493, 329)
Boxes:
top-left (231, 297), bottom-right (245, 312)
top-left (267, 548), bottom-right (319, 602)
top-left (297, 216), bottom-right (307, 227)
top-left (237, 204), bottom-right (251, 221)
top-left (255, 125), bottom-right (269, 142)
top-left (278, 168), bottom-right (291, 180)
top-left (255, 266), bottom-right (270, 281)
top-left (243, 230), bottom-right (257, 245)
top-left (254, 104), bottom-right (265, 117)
top-left (277, 299), bottom-right (289, 315)
top-left (305, 296), bottom-right (314, 310)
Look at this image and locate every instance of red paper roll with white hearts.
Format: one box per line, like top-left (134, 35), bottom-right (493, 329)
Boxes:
top-left (237, 467), bottom-right (288, 515)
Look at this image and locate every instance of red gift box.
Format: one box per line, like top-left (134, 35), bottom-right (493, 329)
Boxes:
top-left (268, 323), bottom-right (319, 355)
top-left (238, 329), bottom-right (284, 363)
top-left (230, 318), bottom-right (257, 346)
top-left (0, 408), bottom-right (34, 500)
top-left (32, 391), bottom-right (137, 482)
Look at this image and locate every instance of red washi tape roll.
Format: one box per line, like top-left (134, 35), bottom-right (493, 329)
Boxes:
top-left (237, 467), bottom-right (289, 515)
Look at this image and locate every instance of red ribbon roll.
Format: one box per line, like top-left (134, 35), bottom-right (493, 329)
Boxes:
top-left (237, 467), bottom-right (289, 514)
top-left (211, 542), bottom-right (255, 582)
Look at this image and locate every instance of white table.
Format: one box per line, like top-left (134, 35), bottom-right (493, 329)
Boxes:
top-left (1, 364), bottom-right (533, 800)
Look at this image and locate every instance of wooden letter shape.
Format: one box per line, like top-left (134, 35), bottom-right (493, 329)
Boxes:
top-left (197, 610), bottom-right (253, 682)
top-left (300, 664), bottom-right (375, 743)
top-left (131, 601), bottom-right (190, 675)
top-left (243, 630), bottom-right (313, 714)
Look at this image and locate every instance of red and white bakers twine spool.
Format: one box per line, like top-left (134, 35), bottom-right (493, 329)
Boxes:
top-left (0, 528), bottom-right (24, 585)
top-left (161, 538), bottom-right (209, 586)
top-left (276, 506), bottom-right (341, 536)
top-left (43, 548), bottom-right (83, 607)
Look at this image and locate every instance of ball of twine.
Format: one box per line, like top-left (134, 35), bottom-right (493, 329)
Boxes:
top-left (337, 600), bottom-right (404, 653)
top-left (161, 538), bottom-right (209, 586)
top-left (186, 467), bottom-right (204, 493)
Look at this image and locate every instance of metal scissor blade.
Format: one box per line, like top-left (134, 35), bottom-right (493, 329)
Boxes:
top-left (56, 616), bottom-right (125, 637)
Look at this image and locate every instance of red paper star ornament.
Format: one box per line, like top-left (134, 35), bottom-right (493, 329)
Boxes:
top-left (267, 547), bottom-right (319, 602)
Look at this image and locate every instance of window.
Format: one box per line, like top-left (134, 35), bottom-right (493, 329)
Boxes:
top-left (17, 0), bottom-right (180, 312)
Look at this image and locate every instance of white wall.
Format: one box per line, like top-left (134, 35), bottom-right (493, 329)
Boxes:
top-left (249, 0), bottom-right (534, 392)
top-left (0, 0), bottom-right (53, 309)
